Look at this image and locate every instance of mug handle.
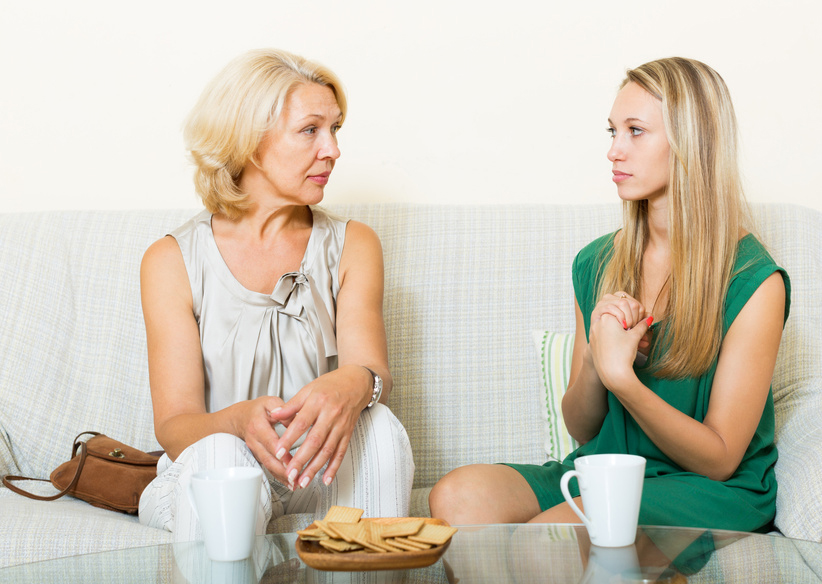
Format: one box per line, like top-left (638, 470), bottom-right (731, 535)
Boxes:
top-left (560, 470), bottom-right (594, 536)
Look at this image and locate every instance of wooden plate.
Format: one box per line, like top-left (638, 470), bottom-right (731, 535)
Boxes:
top-left (296, 517), bottom-right (453, 572)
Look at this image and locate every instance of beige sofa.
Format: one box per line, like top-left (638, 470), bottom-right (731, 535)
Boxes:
top-left (1, 203), bottom-right (821, 571)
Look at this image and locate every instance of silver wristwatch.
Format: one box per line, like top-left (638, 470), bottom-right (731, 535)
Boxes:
top-left (363, 366), bottom-right (383, 408)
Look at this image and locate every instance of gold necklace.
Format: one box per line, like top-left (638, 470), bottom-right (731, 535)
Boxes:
top-left (649, 273), bottom-right (671, 318)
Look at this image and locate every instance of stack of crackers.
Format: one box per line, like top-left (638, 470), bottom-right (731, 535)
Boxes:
top-left (297, 506), bottom-right (457, 554)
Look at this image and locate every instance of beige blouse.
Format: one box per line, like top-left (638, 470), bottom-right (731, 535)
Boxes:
top-left (170, 206), bottom-right (347, 440)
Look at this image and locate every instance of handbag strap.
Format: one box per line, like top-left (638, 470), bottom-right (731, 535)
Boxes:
top-left (71, 431), bottom-right (100, 457)
top-left (1, 436), bottom-right (91, 502)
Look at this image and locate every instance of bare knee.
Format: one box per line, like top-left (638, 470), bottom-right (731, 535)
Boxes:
top-left (429, 464), bottom-right (540, 525)
top-left (428, 467), bottom-right (467, 523)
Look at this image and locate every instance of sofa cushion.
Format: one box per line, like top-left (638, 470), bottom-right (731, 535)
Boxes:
top-left (0, 485), bottom-right (170, 567)
top-left (531, 330), bottom-right (578, 461)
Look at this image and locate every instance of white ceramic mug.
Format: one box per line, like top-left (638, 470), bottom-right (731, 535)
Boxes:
top-left (188, 466), bottom-right (263, 562)
top-left (560, 454), bottom-right (646, 547)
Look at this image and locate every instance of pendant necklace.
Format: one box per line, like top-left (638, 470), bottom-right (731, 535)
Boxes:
top-left (648, 273), bottom-right (671, 319)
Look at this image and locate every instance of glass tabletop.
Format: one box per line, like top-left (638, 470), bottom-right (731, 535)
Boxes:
top-left (1, 524), bottom-right (820, 583)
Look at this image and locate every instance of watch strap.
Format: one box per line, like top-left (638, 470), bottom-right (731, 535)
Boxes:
top-left (362, 366), bottom-right (383, 408)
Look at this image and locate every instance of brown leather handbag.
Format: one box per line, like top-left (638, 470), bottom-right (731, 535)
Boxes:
top-left (1, 431), bottom-right (161, 514)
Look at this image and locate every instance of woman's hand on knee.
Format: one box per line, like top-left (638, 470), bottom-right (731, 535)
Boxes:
top-left (237, 396), bottom-right (290, 483)
top-left (268, 366), bottom-right (370, 490)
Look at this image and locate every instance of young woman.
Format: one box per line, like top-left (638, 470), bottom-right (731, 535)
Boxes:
top-left (138, 49), bottom-right (414, 541)
top-left (429, 57), bottom-right (789, 533)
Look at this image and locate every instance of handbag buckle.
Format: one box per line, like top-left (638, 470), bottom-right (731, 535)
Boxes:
top-left (109, 448), bottom-right (126, 459)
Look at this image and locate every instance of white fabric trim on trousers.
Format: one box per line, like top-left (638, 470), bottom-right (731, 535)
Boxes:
top-left (138, 404), bottom-right (414, 542)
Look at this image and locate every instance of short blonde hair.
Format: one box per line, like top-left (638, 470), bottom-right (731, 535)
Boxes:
top-left (599, 57), bottom-right (749, 378)
top-left (184, 48), bottom-right (347, 218)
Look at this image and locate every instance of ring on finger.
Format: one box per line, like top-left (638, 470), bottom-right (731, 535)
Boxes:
top-left (620, 293), bottom-right (627, 299)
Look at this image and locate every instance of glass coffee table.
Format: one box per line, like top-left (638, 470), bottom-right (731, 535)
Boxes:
top-left (1, 524), bottom-right (820, 583)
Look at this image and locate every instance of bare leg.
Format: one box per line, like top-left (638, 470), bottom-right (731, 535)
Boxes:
top-left (529, 498), bottom-right (585, 524)
top-left (428, 464), bottom-right (541, 525)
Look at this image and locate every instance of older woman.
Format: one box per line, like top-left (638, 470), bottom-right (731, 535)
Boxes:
top-left (138, 49), bottom-right (414, 541)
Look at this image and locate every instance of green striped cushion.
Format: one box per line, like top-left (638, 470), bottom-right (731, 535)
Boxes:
top-left (532, 331), bottom-right (578, 461)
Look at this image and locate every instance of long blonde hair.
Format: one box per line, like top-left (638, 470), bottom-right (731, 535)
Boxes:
top-left (598, 57), bottom-right (749, 378)
top-left (184, 49), bottom-right (347, 219)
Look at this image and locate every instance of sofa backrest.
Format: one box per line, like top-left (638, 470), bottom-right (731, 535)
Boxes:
top-left (0, 210), bottom-right (193, 478)
top-left (1, 204), bottom-right (819, 495)
top-left (338, 203), bottom-right (623, 488)
top-left (335, 203), bottom-right (822, 489)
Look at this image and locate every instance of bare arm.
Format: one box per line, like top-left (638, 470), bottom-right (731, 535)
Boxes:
top-left (591, 273), bottom-right (785, 480)
top-left (562, 291), bottom-right (651, 443)
top-left (561, 299), bottom-right (610, 443)
top-left (268, 220), bottom-right (392, 489)
top-left (141, 236), bottom-right (289, 479)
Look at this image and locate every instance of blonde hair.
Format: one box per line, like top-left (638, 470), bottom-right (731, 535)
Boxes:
top-left (598, 57), bottom-right (750, 378)
top-left (184, 48), bottom-right (347, 219)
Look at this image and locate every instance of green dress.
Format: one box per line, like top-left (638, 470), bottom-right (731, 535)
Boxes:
top-left (508, 232), bottom-right (791, 532)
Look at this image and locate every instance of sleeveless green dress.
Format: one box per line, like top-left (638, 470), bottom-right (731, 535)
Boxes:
top-left (508, 232), bottom-right (790, 532)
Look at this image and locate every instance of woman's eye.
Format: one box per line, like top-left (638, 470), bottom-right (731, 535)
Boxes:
top-left (332, 124), bottom-right (342, 135)
top-left (630, 127), bottom-right (644, 136)
top-left (302, 127), bottom-right (317, 135)
top-left (606, 127), bottom-right (616, 138)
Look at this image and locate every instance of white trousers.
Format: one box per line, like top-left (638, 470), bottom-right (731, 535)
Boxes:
top-left (138, 403), bottom-right (414, 542)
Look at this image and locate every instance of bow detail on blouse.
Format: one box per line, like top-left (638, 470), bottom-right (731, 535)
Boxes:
top-left (271, 271), bottom-right (338, 367)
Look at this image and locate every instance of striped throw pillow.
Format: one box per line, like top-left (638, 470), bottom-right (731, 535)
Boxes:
top-left (532, 330), bottom-right (579, 461)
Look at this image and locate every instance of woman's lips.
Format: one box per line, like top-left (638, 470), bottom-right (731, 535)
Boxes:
top-left (612, 171), bottom-right (631, 183)
top-left (308, 172), bottom-right (331, 186)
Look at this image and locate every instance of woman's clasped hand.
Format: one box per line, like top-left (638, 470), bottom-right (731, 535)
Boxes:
top-left (265, 365), bottom-right (376, 489)
top-left (588, 292), bottom-right (654, 392)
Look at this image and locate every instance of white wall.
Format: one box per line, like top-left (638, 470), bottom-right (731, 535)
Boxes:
top-left (1, 0), bottom-right (820, 213)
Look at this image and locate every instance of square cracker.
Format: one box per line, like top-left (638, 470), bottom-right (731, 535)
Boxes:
top-left (314, 520), bottom-right (345, 540)
top-left (380, 518), bottom-right (425, 538)
top-left (351, 521), bottom-right (393, 553)
top-left (323, 505), bottom-right (364, 524)
top-left (366, 521), bottom-right (405, 552)
top-left (392, 536), bottom-right (432, 550)
top-left (407, 523), bottom-right (458, 545)
top-left (296, 527), bottom-right (329, 541)
top-left (388, 538), bottom-right (427, 552)
top-left (329, 521), bottom-right (366, 543)
top-left (319, 539), bottom-right (364, 553)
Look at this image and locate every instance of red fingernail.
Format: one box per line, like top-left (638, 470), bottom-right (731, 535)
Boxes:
top-left (622, 320), bottom-right (628, 329)
top-left (646, 316), bottom-right (654, 326)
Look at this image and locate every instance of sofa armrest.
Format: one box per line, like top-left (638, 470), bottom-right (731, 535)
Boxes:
top-left (774, 387), bottom-right (822, 542)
